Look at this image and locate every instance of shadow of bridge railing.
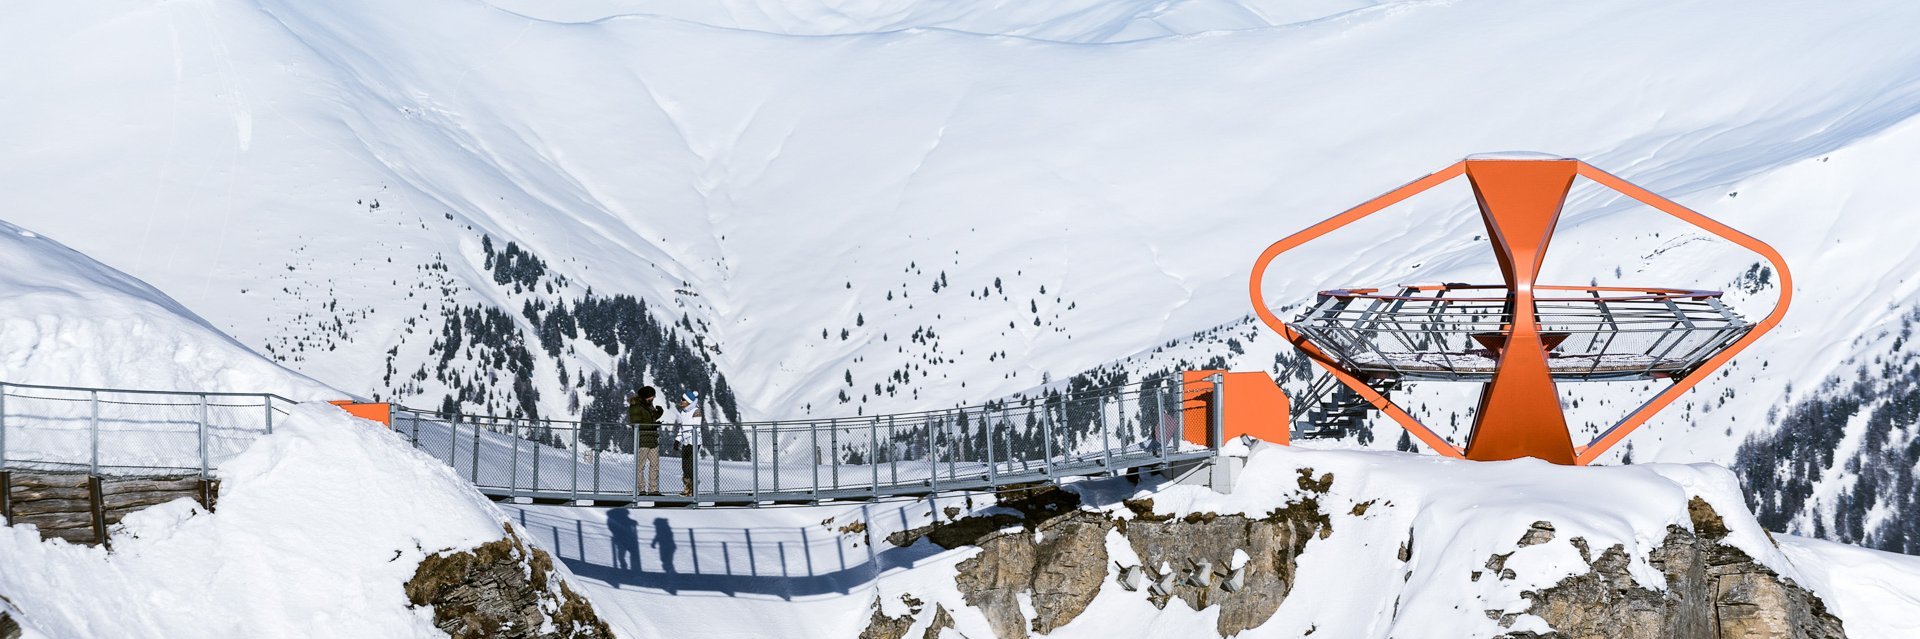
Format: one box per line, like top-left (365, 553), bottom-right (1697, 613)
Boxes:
top-left (504, 502), bottom-right (948, 600)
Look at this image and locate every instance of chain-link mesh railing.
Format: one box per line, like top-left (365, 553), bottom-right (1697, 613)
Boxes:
top-left (394, 378), bottom-right (1219, 503)
top-left (0, 381), bottom-right (291, 478)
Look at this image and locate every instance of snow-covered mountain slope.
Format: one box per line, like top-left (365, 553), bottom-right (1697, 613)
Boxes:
top-left (8, 0), bottom-right (1920, 424)
top-left (483, 0), bottom-right (1385, 43)
top-left (505, 442), bottom-right (1920, 638)
top-left (0, 218), bottom-right (329, 397)
top-left (7, 0), bottom-right (1920, 552)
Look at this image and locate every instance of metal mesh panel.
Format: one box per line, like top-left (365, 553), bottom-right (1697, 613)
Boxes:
top-left (388, 380), bottom-right (1208, 504)
top-left (0, 383), bottom-right (284, 477)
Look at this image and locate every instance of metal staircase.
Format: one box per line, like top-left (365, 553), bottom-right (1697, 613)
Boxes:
top-left (1291, 374), bottom-right (1399, 443)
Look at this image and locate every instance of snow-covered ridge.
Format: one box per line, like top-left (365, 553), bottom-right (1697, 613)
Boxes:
top-left (0, 218), bottom-right (329, 398)
top-left (479, 0), bottom-right (1399, 43)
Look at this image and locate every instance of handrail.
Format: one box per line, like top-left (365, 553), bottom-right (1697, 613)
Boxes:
top-left (1318, 285), bottom-right (1727, 303)
top-left (392, 376), bottom-right (1174, 428)
top-left (1, 380), bottom-right (292, 480)
top-left (0, 379), bottom-right (301, 403)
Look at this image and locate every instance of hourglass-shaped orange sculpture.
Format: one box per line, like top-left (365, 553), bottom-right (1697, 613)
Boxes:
top-left (1250, 155), bottom-right (1791, 464)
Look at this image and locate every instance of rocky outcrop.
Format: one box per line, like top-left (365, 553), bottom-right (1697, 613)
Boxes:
top-left (859, 596), bottom-right (955, 639)
top-left (889, 470), bottom-right (1334, 638)
top-left (860, 598), bottom-right (915, 639)
top-left (1502, 498), bottom-right (1845, 639)
top-left (1118, 493), bottom-right (1326, 636)
top-left (888, 485), bottom-right (1114, 639)
top-left (405, 524), bottom-right (613, 639)
top-left (876, 471), bottom-right (1844, 639)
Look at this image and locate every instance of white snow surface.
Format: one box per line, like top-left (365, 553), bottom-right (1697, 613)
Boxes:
top-left (1777, 534), bottom-right (1920, 639)
top-left (504, 441), bottom-right (1920, 638)
top-left (0, 404), bottom-right (513, 638)
top-left (0, 217), bottom-right (329, 398)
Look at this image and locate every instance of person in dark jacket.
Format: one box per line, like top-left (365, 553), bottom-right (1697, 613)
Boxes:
top-left (628, 386), bottom-right (665, 494)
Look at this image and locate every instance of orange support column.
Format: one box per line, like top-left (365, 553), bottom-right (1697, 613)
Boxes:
top-left (1460, 158), bottom-right (1578, 464)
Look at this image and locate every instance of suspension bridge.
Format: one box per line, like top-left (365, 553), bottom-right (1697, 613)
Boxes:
top-left (0, 374), bottom-right (1249, 525)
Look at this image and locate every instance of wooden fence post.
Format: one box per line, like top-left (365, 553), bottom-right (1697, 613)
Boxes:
top-left (88, 475), bottom-right (108, 549)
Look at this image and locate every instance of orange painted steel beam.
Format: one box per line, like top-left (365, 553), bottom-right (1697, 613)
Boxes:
top-left (1181, 371), bottom-right (1214, 446)
top-left (1182, 370), bottom-right (1292, 446)
top-left (1460, 158), bottom-right (1579, 464)
top-left (330, 400), bottom-right (393, 427)
top-left (1571, 162), bottom-right (1793, 464)
top-left (1249, 162), bottom-right (1468, 458)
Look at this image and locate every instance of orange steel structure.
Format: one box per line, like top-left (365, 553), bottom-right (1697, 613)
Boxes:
top-left (1249, 155), bottom-right (1792, 465)
top-left (1180, 370), bottom-right (1292, 447)
top-left (329, 400), bottom-right (393, 427)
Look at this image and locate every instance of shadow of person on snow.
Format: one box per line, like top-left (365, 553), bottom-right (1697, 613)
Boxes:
top-left (537, 504), bottom-right (946, 600)
top-left (607, 509), bottom-right (640, 571)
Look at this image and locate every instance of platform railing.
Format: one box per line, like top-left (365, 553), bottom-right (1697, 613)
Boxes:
top-left (0, 381), bottom-right (294, 479)
top-left (391, 379), bottom-right (1213, 504)
top-left (1292, 285), bottom-right (1752, 381)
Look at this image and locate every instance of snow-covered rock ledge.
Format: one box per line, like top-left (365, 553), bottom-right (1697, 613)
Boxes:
top-left (871, 441), bottom-right (1920, 638)
top-left (0, 404), bottom-right (607, 638)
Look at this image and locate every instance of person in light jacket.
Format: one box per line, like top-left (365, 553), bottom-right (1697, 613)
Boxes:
top-left (674, 391), bottom-right (703, 496)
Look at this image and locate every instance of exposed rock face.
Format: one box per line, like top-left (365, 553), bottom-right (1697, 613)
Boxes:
top-left (859, 596), bottom-right (956, 639)
top-left (1119, 492), bottom-right (1328, 636)
top-left (953, 509), bottom-right (1113, 637)
top-left (860, 599), bottom-right (915, 639)
top-left (1, 610), bottom-right (20, 639)
top-left (890, 471), bottom-right (1333, 639)
top-left (879, 473), bottom-right (1843, 639)
top-left (1503, 499), bottom-right (1845, 639)
top-left (405, 524), bottom-right (613, 639)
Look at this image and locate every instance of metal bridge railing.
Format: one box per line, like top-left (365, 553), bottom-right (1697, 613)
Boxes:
top-left (1, 376), bottom-right (1228, 506)
top-left (0, 381), bottom-right (295, 479)
top-left (392, 378), bottom-right (1218, 504)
